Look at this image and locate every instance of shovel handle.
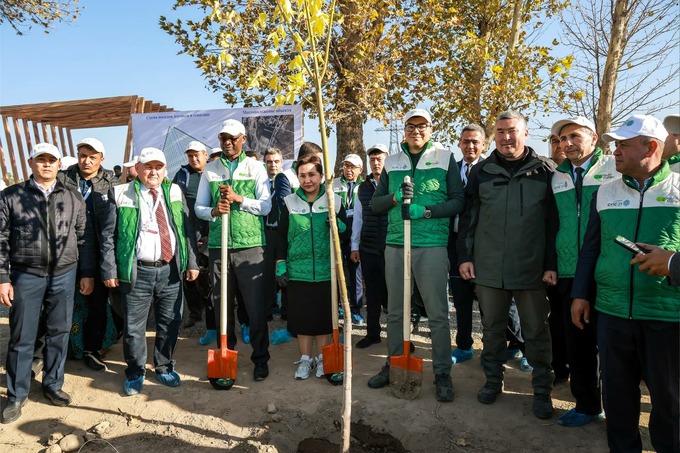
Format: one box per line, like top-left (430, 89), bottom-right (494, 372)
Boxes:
top-left (403, 176), bottom-right (412, 344)
top-left (220, 214), bottom-right (229, 341)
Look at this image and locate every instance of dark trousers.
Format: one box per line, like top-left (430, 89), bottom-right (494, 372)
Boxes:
top-left (264, 228), bottom-right (280, 318)
top-left (598, 312), bottom-right (679, 453)
top-left (506, 300), bottom-right (524, 351)
top-left (359, 251), bottom-right (387, 339)
top-left (6, 268), bottom-right (76, 401)
top-left (557, 278), bottom-right (601, 415)
top-left (449, 275), bottom-right (474, 350)
top-left (476, 285), bottom-right (554, 394)
top-left (83, 277), bottom-right (116, 353)
top-left (548, 284), bottom-right (569, 379)
top-left (210, 247), bottom-right (270, 365)
top-left (121, 263), bottom-right (183, 380)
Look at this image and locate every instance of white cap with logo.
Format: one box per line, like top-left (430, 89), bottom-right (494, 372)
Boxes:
top-left (404, 108), bottom-right (432, 124)
top-left (185, 140), bottom-right (207, 153)
top-left (219, 119), bottom-right (246, 136)
top-left (602, 115), bottom-right (668, 143)
top-left (137, 147), bottom-right (167, 165)
top-left (30, 143), bottom-right (62, 160)
top-left (76, 137), bottom-right (106, 156)
top-left (550, 116), bottom-right (596, 137)
top-left (123, 156), bottom-right (139, 167)
top-left (343, 154), bottom-right (363, 167)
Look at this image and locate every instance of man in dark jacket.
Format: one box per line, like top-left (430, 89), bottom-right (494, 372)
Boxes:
top-left (457, 110), bottom-right (558, 419)
top-left (58, 137), bottom-right (120, 372)
top-left (350, 144), bottom-right (389, 348)
top-left (0, 143), bottom-right (95, 424)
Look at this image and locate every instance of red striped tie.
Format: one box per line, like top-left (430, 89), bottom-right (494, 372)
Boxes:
top-left (149, 188), bottom-right (174, 263)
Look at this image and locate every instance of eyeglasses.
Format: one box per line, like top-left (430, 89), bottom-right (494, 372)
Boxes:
top-left (343, 163), bottom-right (359, 170)
top-left (219, 134), bottom-right (243, 143)
top-left (405, 123), bottom-right (430, 132)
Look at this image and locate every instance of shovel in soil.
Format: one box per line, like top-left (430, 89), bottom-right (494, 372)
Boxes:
top-left (390, 176), bottom-right (423, 399)
top-left (207, 212), bottom-right (238, 390)
top-left (322, 232), bottom-right (343, 385)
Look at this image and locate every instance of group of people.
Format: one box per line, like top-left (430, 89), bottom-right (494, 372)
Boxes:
top-left (0, 109), bottom-right (678, 453)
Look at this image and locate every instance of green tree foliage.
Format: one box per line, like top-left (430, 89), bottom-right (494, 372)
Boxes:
top-left (0, 0), bottom-right (81, 35)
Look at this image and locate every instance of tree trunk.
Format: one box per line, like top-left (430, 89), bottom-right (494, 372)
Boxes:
top-left (596, 0), bottom-right (629, 152)
top-left (335, 112), bottom-right (366, 177)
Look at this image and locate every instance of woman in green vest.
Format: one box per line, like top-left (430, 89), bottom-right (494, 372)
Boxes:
top-left (276, 154), bottom-right (347, 382)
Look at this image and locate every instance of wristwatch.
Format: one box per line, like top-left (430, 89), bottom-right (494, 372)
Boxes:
top-left (423, 207), bottom-right (432, 219)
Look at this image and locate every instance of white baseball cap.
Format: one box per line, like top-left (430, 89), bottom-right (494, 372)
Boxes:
top-left (185, 140), bottom-right (207, 153)
top-left (404, 108), bottom-right (432, 124)
top-left (76, 137), bottom-right (105, 156)
top-left (123, 156), bottom-right (139, 167)
top-left (366, 143), bottom-right (389, 154)
top-left (137, 147), bottom-right (167, 165)
top-left (663, 114), bottom-right (680, 135)
top-left (343, 154), bottom-right (363, 167)
top-left (602, 115), bottom-right (668, 143)
top-left (219, 119), bottom-right (246, 137)
top-left (30, 143), bottom-right (62, 160)
top-left (210, 147), bottom-right (223, 157)
top-left (551, 116), bottom-right (596, 137)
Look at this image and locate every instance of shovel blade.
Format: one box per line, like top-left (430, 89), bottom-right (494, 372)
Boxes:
top-left (389, 341), bottom-right (423, 400)
top-left (321, 329), bottom-right (344, 374)
top-left (207, 346), bottom-right (238, 381)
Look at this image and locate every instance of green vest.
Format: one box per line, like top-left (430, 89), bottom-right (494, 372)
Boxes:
top-left (594, 163), bottom-right (680, 322)
top-left (203, 152), bottom-right (266, 249)
top-left (384, 142), bottom-right (451, 247)
top-left (112, 179), bottom-right (188, 283)
top-left (332, 175), bottom-right (363, 213)
top-left (552, 149), bottom-right (619, 277)
top-left (284, 186), bottom-right (342, 282)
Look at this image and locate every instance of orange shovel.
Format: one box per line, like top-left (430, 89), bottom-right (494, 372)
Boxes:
top-left (389, 176), bottom-right (423, 399)
top-left (208, 213), bottom-right (238, 390)
top-left (322, 230), bottom-right (343, 384)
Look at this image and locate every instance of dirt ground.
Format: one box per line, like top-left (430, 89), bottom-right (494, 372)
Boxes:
top-left (0, 307), bottom-right (653, 453)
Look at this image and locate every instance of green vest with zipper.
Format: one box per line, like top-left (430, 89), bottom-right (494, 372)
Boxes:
top-left (112, 179), bottom-right (188, 283)
top-left (284, 186), bottom-right (342, 282)
top-left (552, 149), bottom-right (619, 277)
top-left (384, 142), bottom-right (451, 247)
top-left (203, 152), bottom-right (266, 249)
top-left (594, 163), bottom-right (680, 322)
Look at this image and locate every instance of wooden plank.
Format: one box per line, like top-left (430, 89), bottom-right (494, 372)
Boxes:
top-left (2, 115), bottom-right (20, 183)
top-left (0, 118), bottom-right (9, 184)
top-left (41, 122), bottom-right (49, 145)
top-left (58, 127), bottom-right (70, 157)
top-left (32, 121), bottom-right (41, 144)
top-left (12, 117), bottom-right (29, 181)
top-left (66, 128), bottom-right (75, 158)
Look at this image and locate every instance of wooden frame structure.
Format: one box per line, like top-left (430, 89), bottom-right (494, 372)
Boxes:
top-left (0, 95), bottom-right (173, 183)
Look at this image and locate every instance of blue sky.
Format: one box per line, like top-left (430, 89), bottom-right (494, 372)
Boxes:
top-left (1, 1), bottom-right (677, 173)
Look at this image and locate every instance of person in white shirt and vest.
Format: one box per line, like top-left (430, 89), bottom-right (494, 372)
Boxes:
top-left (103, 147), bottom-right (199, 396)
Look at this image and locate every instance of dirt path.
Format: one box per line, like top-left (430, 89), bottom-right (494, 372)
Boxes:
top-left (0, 310), bottom-right (649, 452)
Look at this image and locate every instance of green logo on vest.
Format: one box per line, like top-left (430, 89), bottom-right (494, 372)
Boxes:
top-left (319, 205), bottom-right (326, 210)
top-left (656, 196), bottom-right (667, 202)
top-left (594, 174), bottom-right (602, 179)
top-left (425, 161), bottom-right (432, 166)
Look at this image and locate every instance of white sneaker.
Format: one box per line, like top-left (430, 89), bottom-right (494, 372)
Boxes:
top-left (294, 355), bottom-right (314, 380)
top-left (316, 354), bottom-right (325, 378)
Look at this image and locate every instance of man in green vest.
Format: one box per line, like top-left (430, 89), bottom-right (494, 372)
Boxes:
top-left (194, 119), bottom-right (273, 382)
top-left (572, 115), bottom-right (679, 452)
top-left (550, 116), bottom-right (617, 427)
top-left (367, 108), bottom-right (465, 402)
top-left (103, 147), bottom-right (200, 396)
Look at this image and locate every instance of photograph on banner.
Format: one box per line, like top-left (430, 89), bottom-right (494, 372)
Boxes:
top-left (131, 105), bottom-right (303, 178)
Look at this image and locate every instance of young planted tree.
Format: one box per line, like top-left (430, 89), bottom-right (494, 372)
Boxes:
top-left (0, 0), bottom-right (81, 35)
top-left (558, 0), bottom-right (679, 148)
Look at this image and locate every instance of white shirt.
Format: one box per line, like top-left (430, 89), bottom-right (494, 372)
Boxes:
top-left (136, 185), bottom-right (177, 262)
top-left (351, 195), bottom-right (363, 251)
top-left (460, 157), bottom-right (481, 186)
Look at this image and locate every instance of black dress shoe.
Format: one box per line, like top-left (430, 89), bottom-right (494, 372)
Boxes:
top-left (253, 363), bottom-right (269, 381)
top-left (2, 399), bottom-right (27, 424)
top-left (356, 336), bottom-right (381, 349)
top-left (43, 389), bottom-right (72, 407)
top-left (31, 358), bottom-right (43, 379)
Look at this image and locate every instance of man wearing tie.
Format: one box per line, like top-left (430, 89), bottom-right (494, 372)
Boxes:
top-left (549, 116), bottom-right (617, 426)
top-left (263, 148), bottom-right (283, 319)
top-left (103, 147), bottom-right (199, 396)
top-left (448, 124), bottom-right (485, 364)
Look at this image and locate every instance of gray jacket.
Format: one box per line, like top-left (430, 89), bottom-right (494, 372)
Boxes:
top-left (0, 179), bottom-right (95, 283)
